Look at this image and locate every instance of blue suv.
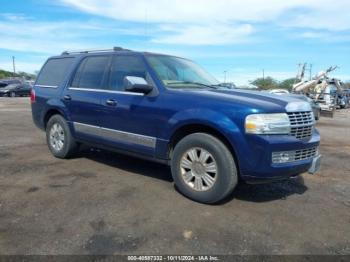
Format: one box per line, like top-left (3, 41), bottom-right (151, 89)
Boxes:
top-left (31, 47), bottom-right (321, 203)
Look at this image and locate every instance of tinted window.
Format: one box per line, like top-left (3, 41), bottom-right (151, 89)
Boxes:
top-left (146, 55), bottom-right (219, 89)
top-left (72, 56), bottom-right (110, 89)
top-left (36, 58), bottom-right (74, 87)
top-left (109, 56), bottom-right (148, 91)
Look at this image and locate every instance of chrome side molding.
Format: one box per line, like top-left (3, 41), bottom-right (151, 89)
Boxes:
top-left (73, 122), bottom-right (156, 148)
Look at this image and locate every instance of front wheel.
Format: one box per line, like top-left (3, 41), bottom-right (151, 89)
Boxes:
top-left (46, 115), bottom-right (78, 159)
top-left (171, 133), bottom-right (238, 204)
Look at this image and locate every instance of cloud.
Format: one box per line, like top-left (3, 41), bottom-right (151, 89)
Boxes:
top-left (0, 15), bottom-right (146, 54)
top-left (60, 0), bottom-right (303, 23)
top-left (152, 23), bottom-right (253, 45)
top-left (58, 0), bottom-right (350, 45)
top-left (1, 13), bottom-right (32, 21)
top-left (61, 0), bottom-right (350, 30)
top-left (284, 1), bottom-right (350, 31)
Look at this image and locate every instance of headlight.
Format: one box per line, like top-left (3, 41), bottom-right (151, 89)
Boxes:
top-left (245, 113), bottom-right (290, 134)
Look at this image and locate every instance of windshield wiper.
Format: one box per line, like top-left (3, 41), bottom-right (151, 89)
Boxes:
top-left (167, 81), bottom-right (219, 89)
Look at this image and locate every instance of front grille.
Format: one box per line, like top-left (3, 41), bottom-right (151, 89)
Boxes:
top-left (294, 147), bottom-right (318, 161)
top-left (272, 147), bottom-right (318, 164)
top-left (287, 111), bottom-right (314, 140)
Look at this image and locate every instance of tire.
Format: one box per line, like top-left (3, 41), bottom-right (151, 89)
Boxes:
top-left (46, 114), bottom-right (78, 159)
top-left (10, 92), bottom-right (16, 97)
top-left (315, 110), bottom-right (321, 121)
top-left (171, 133), bottom-right (238, 204)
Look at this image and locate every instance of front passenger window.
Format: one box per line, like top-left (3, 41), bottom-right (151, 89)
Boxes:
top-left (109, 56), bottom-right (148, 91)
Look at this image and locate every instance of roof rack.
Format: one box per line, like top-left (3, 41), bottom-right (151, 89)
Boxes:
top-left (61, 47), bottom-right (131, 55)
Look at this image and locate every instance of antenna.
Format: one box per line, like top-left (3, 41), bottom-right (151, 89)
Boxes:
top-left (145, 5), bottom-right (149, 51)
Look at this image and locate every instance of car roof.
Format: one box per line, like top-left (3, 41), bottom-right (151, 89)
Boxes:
top-left (49, 49), bottom-right (186, 61)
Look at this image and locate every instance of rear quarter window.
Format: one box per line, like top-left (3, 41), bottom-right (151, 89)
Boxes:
top-left (36, 57), bottom-right (74, 87)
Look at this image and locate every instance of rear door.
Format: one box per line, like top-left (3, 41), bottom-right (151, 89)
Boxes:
top-left (63, 55), bottom-right (111, 141)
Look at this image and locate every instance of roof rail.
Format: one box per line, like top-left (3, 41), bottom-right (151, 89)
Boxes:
top-left (61, 47), bottom-right (131, 55)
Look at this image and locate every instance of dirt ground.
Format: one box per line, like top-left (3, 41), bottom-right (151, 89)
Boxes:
top-left (0, 97), bottom-right (349, 255)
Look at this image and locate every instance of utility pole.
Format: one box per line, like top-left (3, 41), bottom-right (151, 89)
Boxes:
top-left (309, 64), bottom-right (313, 80)
top-left (262, 69), bottom-right (265, 80)
top-left (12, 56), bottom-right (16, 75)
top-left (223, 71), bottom-right (227, 83)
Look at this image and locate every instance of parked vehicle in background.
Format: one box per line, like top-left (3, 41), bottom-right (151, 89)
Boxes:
top-left (31, 47), bottom-right (321, 204)
top-left (266, 90), bottom-right (321, 121)
top-left (337, 93), bottom-right (349, 109)
top-left (268, 89), bottom-right (290, 95)
top-left (0, 83), bottom-right (32, 97)
top-left (219, 82), bottom-right (237, 89)
top-left (290, 94), bottom-right (321, 120)
top-left (236, 84), bottom-right (259, 90)
top-left (0, 79), bottom-right (22, 87)
top-left (344, 89), bottom-right (350, 100)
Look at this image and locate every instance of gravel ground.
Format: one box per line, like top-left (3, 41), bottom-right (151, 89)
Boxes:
top-left (0, 97), bottom-right (349, 255)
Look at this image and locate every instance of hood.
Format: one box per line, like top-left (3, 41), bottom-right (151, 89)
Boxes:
top-left (175, 89), bottom-right (310, 113)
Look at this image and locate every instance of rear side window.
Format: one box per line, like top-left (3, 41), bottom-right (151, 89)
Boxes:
top-left (109, 56), bottom-right (148, 91)
top-left (36, 58), bottom-right (74, 87)
top-left (71, 56), bottom-right (110, 89)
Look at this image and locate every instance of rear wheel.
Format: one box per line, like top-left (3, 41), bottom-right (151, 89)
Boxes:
top-left (171, 133), bottom-right (238, 204)
top-left (46, 115), bottom-right (78, 159)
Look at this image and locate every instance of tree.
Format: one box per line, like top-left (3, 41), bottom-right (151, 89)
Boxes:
top-left (251, 77), bottom-right (279, 90)
top-left (17, 71), bottom-right (36, 80)
top-left (0, 69), bottom-right (16, 79)
top-left (0, 69), bottom-right (36, 80)
top-left (279, 78), bottom-right (298, 92)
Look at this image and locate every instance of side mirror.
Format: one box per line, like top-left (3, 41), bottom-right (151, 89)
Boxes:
top-left (124, 76), bottom-right (153, 94)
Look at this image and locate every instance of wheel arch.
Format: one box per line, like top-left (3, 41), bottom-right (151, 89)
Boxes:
top-left (168, 123), bottom-right (240, 176)
top-left (43, 108), bottom-right (65, 129)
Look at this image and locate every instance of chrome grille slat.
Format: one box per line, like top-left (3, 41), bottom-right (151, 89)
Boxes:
top-left (287, 111), bottom-right (314, 140)
top-left (272, 147), bottom-right (318, 163)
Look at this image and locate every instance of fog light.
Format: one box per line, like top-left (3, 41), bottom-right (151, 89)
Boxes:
top-left (272, 151), bottom-right (295, 164)
top-left (280, 153), bottom-right (290, 162)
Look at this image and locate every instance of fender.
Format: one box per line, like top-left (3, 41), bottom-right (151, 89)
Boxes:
top-left (41, 98), bottom-right (71, 127)
top-left (155, 108), bottom-right (246, 163)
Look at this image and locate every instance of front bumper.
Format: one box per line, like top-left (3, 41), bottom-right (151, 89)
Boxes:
top-left (236, 129), bottom-right (321, 184)
top-left (308, 154), bottom-right (322, 174)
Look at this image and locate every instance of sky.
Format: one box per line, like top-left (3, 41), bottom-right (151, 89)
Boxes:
top-left (0, 0), bottom-right (349, 84)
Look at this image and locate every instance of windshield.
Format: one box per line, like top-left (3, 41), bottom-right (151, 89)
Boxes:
top-left (146, 55), bottom-right (220, 89)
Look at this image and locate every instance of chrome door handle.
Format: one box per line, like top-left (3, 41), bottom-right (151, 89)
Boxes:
top-left (63, 95), bottom-right (71, 101)
top-left (106, 99), bottom-right (117, 106)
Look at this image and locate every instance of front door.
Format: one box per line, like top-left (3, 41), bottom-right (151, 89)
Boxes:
top-left (98, 55), bottom-right (159, 157)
